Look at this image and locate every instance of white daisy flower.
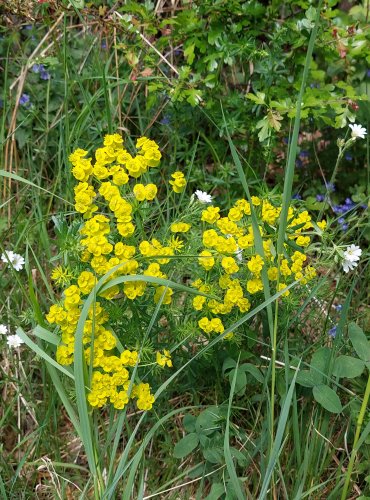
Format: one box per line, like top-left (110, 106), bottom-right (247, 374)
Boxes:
top-left (1, 250), bottom-right (25, 271)
top-left (342, 259), bottom-right (359, 273)
top-left (1, 250), bottom-right (15, 264)
top-left (11, 253), bottom-right (25, 271)
top-left (343, 244), bottom-right (362, 263)
top-left (349, 124), bottom-right (367, 140)
top-left (7, 334), bottom-right (24, 348)
top-left (0, 324), bottom-right (8, 335)
top-left (195, 190), bottom-right (213, 204)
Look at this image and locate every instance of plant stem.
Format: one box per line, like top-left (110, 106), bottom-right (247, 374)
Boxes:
top-left (341, 369), bottom-right (370, 500)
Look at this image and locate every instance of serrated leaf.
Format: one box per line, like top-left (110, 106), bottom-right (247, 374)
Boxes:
top-left (349, 322), bottom-right (370, 362)
top-left (313, 385), bottom-right (343, 414)
top-left (173, 433), bottom-right (199, 458)
top-left (332, 355), bottom-right (365, 379)
top-left (246, 91), bottom-right (266, 105)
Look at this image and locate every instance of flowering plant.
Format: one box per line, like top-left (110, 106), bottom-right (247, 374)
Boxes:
top-left (45, 134), bottom-right (325, 413)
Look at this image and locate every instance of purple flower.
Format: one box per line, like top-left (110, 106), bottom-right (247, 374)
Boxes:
top-left (345, 153), bottom-right (352, 161)
top-left (32, 64), bottom-right (43, 73)
top-left (19, 94), bottom-right (30, 106)
top-left (325, 182), bottom-right (335, 192)
top-left (292, 193), bottom-right (302, 200)
top-left (328, 326), bottom-right (337, 338)
top-left (341, 223), bottom-right (348, 231)
top-left (345, 198), bottom-right (354, 207)
top-left (40, 70), bottom-right (50, 80)
top-left (335, 304), bottom-right (342, 312)
top-left (160, 115), bottom-right (170, 125)
top-left (338, 217), bottom-right (345, 224)
top-left (316, 194), bottom-right (325, 202)
top-left (295, 159), bottom-right (303, 168)
top-left (333, 205), bottom-right (344, 214)
top-left (101, 40), bottom-right (107, 49)
top-left (299, 150), bottom-right (309, 158)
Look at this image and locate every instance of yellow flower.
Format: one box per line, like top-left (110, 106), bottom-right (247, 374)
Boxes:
top-left (156, 349), bottom-right (173, 368)
top-left (169, 171), bottom-right (187, 193)
top-left (170, 222), bottom-right (191, 233)
top-left (317, 220), bottom-right (327, 231)
top-left (168, 236), bottom-right (184, 252)
top-left (51, 266), bottom-right (74, 286)
top-left (198, 250), bottom-right (215, 270)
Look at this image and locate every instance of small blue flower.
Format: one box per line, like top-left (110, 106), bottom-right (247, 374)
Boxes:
top-left (333, 205), bottom-right (344, 214)
top-left (316, 194), bottom-right (325, 202)
top-left (345, 153), bottom-right (353, 161)
top-left (367, 69), bottom-right (370, 78)
top-left (338, 217), bottom-right (345, 224)
top-left (325, 182), bottom-right (335, 192)
top-left (40, 70), bottom-right (50, 80)
top-left (296, 159), bottom-right (303, 168)
top-left (328, 326), bottom-right (337, 338)
top-left (299, 150), bottom-right (309, 158)
top-left (335, 304), bottom-right (342, 311)
top-left (19, 94), bottom-right (30, 106)
top-left (101, 40), bottom-right (107, 49)
top-left (292, 193), bottom-right (302, 200)
top-left (160, 115), bottom-right (170, 125)
top-left (341, 223), bottom-right (348, 231)
top-left (32, 64), bottom-right (42, 73)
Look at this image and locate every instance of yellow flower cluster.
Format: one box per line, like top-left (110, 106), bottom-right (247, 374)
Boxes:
top-left (47, 133), bottom-right (322, 413)
top-left (191, 196), bottom-right (321, 339)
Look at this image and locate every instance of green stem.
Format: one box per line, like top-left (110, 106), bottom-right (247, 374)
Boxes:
top-left (341, 369), bottom-right (370, 500)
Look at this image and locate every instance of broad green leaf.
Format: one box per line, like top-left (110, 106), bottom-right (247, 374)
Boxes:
top-left (296, 370), bottom-right (316, 388)
top-left (332, 355), bottom-right (365, 379)
top-left (173, 433), bottom-right (199, 459)
top-left (348, 322), bottom-right (370, 362)
top-left (310, 347), bottom-right (331, 384)
top-left (183, 414), bottom-right (196, 433)
top-left (239, 363), bottom-right (264, 383)
top-left (313, 385), bottom-right (343, 414)
top-left (204, 482), bottom-right (225, 500)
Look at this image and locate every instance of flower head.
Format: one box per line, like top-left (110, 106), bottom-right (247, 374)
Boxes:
top-left (343, 244), bottom-right (362, 263)
top-left (195, 190), bottom-right (212, 204)
top-left (19, 94), bottom-right (30, 106)
top-left (349, 123), bottom-right (367, 139)
top-left (7, 334), bottom-right (24, 348)
top-left (342, 244), bottom-right (362, 273)
top-left (1, 250), bottom-right (25, 271)
top-left (0, 324), bottom-right (8, 335)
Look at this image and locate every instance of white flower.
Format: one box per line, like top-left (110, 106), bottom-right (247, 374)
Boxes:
top-left (342, 259), bottom-right (359, 273)
top-left (343, 244), bottom-right (362, 262)
top-left (342, 245), bottom-right (362, 273)
top-left (7, 334), bottom-right (24, 348)
top-left (11, 253), bottom-right (25, 271)
top-left (349, 123), bottom-right (367, 140)
top-left (195, 190), bottom-right (213, 204)
top-left (0, 324), bottom-right (8, 335)
top-left (1, 250), bottom-right (25, 271)
top-left (1, 250), bottom-right (15, 264)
